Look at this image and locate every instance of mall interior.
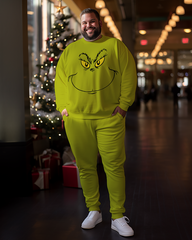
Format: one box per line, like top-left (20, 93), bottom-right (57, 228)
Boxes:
top-left (0, 0), bottom-right (192, 239)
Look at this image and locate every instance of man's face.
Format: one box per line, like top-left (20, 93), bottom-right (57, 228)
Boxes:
top-left (80, 12), bottom-right (102, 41)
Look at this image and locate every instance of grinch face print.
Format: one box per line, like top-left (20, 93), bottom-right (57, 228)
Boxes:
top-left (68, 49), bottom-right (118, 94)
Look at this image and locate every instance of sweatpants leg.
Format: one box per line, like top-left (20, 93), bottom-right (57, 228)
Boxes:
top-left (64, 117), bottom-right (101, 212)
top-left (96, 113), bottom-right (126, 219)
top-left (64, 114), bottom-right (126, 219)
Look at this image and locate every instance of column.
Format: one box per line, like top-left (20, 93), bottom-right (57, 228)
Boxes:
top-left (0, 0), bottom-right (33, 197)
top-left (173, 50), bottom-right (178, 84)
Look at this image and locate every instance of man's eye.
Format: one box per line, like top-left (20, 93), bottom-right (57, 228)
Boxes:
top-left (95, 57), bottom-right (105, 68)
top-left (81, 60), bottom-right (90, 69)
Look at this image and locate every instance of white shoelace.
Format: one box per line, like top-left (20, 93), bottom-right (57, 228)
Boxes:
top-left (118, 216), bottom-right (130, 226)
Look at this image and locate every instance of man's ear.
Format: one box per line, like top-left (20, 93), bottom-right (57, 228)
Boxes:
top-left (99, 20), bottom-right (102, 27)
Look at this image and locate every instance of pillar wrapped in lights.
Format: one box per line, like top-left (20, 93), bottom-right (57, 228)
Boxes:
top-left (161, 34), bottom-right (168, 40)
top-left (165, 25), bottom-right (172, 32)
top-left (176, 6), bottom-right (185, 15)
top-left (95, 0), bottom-right (105, 9)
top-left (110, 26), bottom-right (118, 34)
top-left (107, 20), bottom-right (115, 28)
top-left (155, 45), bottom-right (161, 52)
top-left (172, 13), bottom-right (180, 22)
top-left (104, 15), bottom-right (112, 23)
top-left (100, 8), bottom-right (109, 17)
top-left (151, 51), bottom-right (157, 58)
top-left (169, 19), bottom-right (176, 27)
top-left (162, 30), bottom-right (168, 36)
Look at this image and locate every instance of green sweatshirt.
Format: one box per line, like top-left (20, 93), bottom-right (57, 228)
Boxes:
top-left (55, 35), bottom-right (137, 120)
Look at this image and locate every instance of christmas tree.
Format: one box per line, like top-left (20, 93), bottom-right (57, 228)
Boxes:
top-left (29, 1), bottom-right (80, 141)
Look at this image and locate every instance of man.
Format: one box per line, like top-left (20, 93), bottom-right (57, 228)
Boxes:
top-left (55, 8), bottom-right (137, 237)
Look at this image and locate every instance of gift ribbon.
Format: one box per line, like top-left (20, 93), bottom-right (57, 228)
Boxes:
top-left (34, 171), bottom-right (44, 189)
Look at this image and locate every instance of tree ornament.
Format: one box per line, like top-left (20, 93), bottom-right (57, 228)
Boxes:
top-left (32, 93), bottom-right (37, 106)
top-left (49, 65), bottom-right (56, 77)
top-left (35, 101), bottom-right (42, 109)
top-left (55, 1), bottom-right (67, 14)
top-left (57, 42), bottom-right (63, 50)
top-left (49, 57), bottom-right (54, 62)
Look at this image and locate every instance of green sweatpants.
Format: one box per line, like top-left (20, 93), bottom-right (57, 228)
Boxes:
top-left (64, 112), bottom-right (126, 219)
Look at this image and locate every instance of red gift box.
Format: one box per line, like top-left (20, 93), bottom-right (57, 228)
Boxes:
top-left (32, 169), bottom-right (49, 190)
top-left (39, 149), bottom-right (61, 179)
top-left (39, 154), bottom-right (51, 168)
top-left (62, 162), bottom-right (81, 188)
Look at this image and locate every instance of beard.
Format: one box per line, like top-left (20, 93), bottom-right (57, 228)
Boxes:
top-left (81, 25), bottom-right (101, 41)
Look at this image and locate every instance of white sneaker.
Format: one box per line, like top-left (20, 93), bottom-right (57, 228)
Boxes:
top-left (111, 216), bottom-right (134, 237)
top-left (81, 211), bottom-right (102, 229)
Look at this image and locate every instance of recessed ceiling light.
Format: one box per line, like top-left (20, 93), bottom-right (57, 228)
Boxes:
top-left (139, 30), bottom-right (146, 35)
top-left (184, 29), bottom-right (191, 33)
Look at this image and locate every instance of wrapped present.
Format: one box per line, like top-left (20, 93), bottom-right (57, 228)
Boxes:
top-left (32, 169), bottom-right (49, 190)
top-left (39, 149), bottom-right (61, 179)
top-left (39, 154), bottom-right (51, 168)
top-left (62, 146), bottom-right (75, 165)
top-left (62, 161), bottom-right (81, 188)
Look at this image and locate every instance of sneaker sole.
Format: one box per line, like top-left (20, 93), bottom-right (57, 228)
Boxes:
top-left (111, 224), bottom-right (134, 237)
top-left (81, 217), bottom-right (102, 229)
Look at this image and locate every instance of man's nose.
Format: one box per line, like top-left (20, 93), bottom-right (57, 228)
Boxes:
top-left (86, 22), bottom-right (91, 28)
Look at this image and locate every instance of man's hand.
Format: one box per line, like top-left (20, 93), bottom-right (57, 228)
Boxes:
top-left (61, 108), bottom-right (69, 117)
top-left (112, 106), bottom-right (126, 118)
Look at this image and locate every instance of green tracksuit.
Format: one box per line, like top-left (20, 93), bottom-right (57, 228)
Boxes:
top-left (55, 35), bottom-right (137, 219)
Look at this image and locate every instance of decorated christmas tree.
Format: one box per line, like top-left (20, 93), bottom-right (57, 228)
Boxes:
top-left (29, 0), bottom-right (80, 141)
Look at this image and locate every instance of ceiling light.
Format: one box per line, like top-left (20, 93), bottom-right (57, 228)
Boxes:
top-left (166, 58), bottom-right (172, 64)
top-left (169, 19), bottom-right (176, 27)
top-left (104, 16), bottom-right (112, 23)
top-left (163, 51), bottom-right (167, 55)
top-left (139, 30), bottom-right (146, 35)
top-left (100, 8), bottom-right (109, 17)
top-left (184, 0), bottom-right (192, 4)
top-left (172, 13), bottom-right (180, 22)
top-left (176, 6), bottom-right (185, 15)
top-left (95, 0), bottom-right (105, 9)
top-left (150, 59), bottom-right (157, 65)
top-left (159, 52), bottom-right (163, 56)
top-left (144, 52), bottom-right (149, 57)
top-left (145, 59), bottom-right (150, 65)
top-left (165, 25), bottom-right (172, 32)
top-left (139, 52), bottom-right (144, 57)
top-left (184, 29), bottom-right (191, 33)
top-left (157, 59), bottom-right (164, 65)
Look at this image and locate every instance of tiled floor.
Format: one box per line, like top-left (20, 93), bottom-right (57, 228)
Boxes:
top-left (1, 95), bottom-right (192, 240)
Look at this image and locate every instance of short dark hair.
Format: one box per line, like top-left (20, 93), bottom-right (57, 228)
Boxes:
top-left (80, 8), bottom-right (100, 21)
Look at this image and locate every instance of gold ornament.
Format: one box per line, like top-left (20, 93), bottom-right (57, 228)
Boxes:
top-left (32, 93), bottom-right (37, 106)
top-left (55, 0), bottom-right (67, 14)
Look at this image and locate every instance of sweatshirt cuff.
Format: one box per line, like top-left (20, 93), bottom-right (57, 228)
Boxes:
top-left (119, 103), bottom-right (128, 112)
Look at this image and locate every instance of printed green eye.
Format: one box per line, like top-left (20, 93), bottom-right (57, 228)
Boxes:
top-left (81, 60), bottom-right (90, 69)
top-left (95, 57), bottom-right (105, 68)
